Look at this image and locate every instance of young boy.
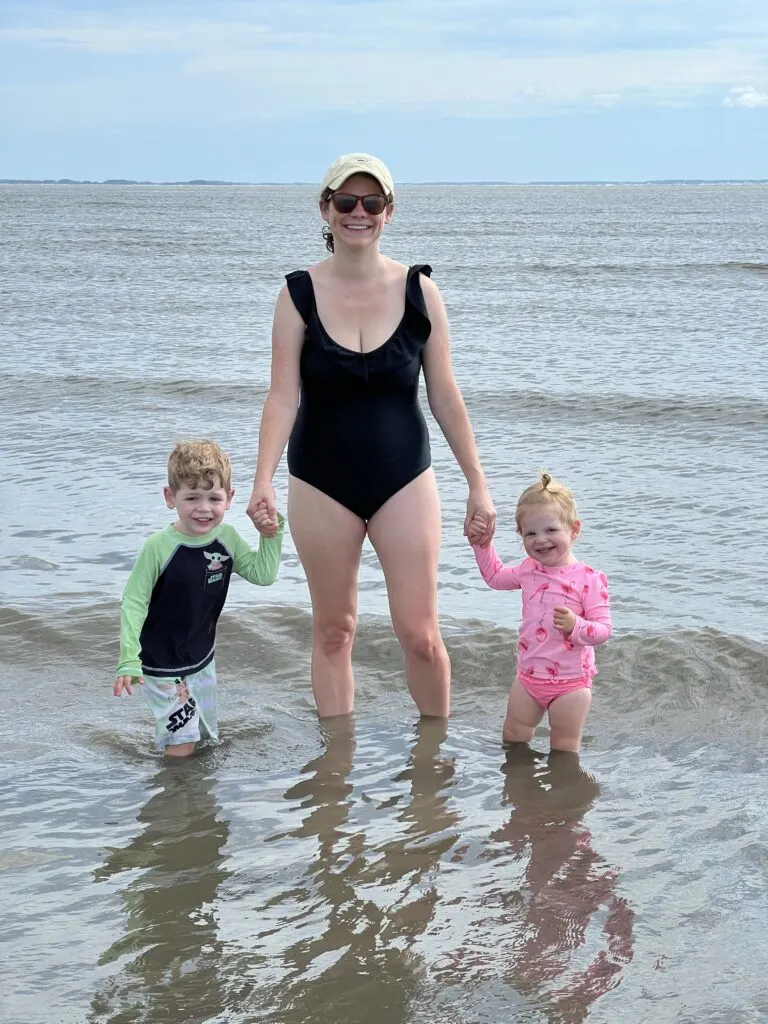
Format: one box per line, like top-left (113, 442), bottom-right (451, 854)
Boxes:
top-left (113, 439), bottom-right (284, 757)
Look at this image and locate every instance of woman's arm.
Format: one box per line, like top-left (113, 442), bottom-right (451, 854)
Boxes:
top-left (246, 285), bottom-right (304, 527)
top-left (420, 275), bottom-right (496, 544)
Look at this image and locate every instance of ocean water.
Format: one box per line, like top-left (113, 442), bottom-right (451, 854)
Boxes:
top-left (1, 183), bottom-right (767, 1023)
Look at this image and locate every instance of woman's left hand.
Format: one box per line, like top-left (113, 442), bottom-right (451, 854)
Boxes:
top-left (464, 485), bottom-right (496, 546)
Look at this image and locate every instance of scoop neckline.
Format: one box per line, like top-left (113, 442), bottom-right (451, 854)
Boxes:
top-left (304, 266), bottom-right (413, 356)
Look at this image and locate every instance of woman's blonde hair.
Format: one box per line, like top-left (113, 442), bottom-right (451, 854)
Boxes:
top-left (515, 471), bottom-right (578, 531)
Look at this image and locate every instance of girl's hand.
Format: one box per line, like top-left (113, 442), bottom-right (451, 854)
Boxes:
top-left (247, 484), bottom-right (279, 536)
top-left (464, 486), bottom-right (496, 547)
top-left (114, 674), bottom-right (142, 696)
top-left (466, 512), bottom-right (489, 546)
top-left (553, 606), bottom-right (577, 635)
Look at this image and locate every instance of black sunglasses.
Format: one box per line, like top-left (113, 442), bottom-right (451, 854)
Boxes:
top-left (330, 192), bottom-right (389, 215)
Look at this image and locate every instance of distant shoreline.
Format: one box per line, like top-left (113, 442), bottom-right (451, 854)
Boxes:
top-left (2, 177), bottom-right (767, 186)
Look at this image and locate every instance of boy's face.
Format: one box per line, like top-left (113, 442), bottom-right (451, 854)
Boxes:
top-left (164, 478), bottom-right (234, 536)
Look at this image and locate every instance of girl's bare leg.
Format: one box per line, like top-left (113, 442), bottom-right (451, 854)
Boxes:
top-left (502, 677), bottom-right (545, 745)
top-left (548, 687), bottom-right (592, 753)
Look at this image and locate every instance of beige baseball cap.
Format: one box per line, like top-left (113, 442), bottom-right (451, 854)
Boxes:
top-left (320, 153), bottom-right (395, 198)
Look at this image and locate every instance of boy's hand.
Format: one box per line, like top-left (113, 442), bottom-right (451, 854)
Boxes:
top-left (114, 675), bottom-right (143, 696)
top-left (553, 606), bottom-right (577, 635)
top-left (251, 499), bottom-right (280, 538)
top-left (466, 512), bottom-right (490, 546)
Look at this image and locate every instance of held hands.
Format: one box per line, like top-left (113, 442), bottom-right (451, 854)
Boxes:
top-left (113, 674), bottom-right (143, 696)
top-left (464, 486), bottom-right (496, 547)
top-left (250, 499), bottom-right (279, 538)
top-left (466, 512), bottom-right (489, 545)
top-left (553, 605), bottom-right (577, 636)
top-left (246, 485), bottom-right (280, 538)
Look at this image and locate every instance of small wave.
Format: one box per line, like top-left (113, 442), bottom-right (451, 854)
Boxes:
top-left (0, 371), bottom-right (267, 411)
top-left (4, 373), bottom-right (766, 433)
top-left (3, 599), bottom-right (765, 709)
top-left (720, 261), bottom-right (768, 273)
top-left (454, 260), bottom-right (768, 275)
top-left (461, 387), bottom-right (768, 432)
top-left (7, 556), bottom-right (59, 571)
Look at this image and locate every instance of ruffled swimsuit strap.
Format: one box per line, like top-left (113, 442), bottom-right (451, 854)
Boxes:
top-left (403, 264), bottom-right (433, 342)
top-left (285, 270), bottom-right (314, 325)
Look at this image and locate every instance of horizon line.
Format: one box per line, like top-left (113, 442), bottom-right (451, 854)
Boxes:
top-left (2, 177), bottom-right (768, 186)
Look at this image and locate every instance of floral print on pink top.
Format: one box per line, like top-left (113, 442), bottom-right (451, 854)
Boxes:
top-left (472, 544), bottom-right (612, 682)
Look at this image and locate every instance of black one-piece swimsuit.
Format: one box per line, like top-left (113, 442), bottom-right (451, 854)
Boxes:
top-left (286, 264), bottom-right (433, 522)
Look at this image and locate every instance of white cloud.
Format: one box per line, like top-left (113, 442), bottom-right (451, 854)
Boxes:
top-left (724, 85), bottom-right (768, 107)
top-left (2, 0), bottom-right (768, 58)
top-left (4, 46), bottom-right (765, 128)
top-left (0, 19), bottom-right (281, 55)
top-left (179, 47), bottom-right (768, 118)
top-left (1, 1), bottom-right (767, 121)
top-left (592, 93), bottom-right (621, 107)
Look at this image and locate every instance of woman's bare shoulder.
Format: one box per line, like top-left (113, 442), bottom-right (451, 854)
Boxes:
top-left (418, 272), bottom-right (445, 314)
top-left (305, 256), bottom-right (331, 276)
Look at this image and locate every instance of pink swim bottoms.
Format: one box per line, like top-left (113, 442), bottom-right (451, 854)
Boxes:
top-left (518, 672), bottom-right (593, 710)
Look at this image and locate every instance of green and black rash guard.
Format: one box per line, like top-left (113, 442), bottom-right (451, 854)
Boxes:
top-left (116, 517), bottom-right (284, 679)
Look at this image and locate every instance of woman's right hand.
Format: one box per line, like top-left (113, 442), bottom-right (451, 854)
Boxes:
top-left (247, 483), bottom-right (279, 536)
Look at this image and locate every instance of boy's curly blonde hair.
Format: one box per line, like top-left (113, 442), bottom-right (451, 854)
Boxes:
top-left (515, 471), bottom-right (578, 531)
top-left (167, 439), bottom-right (232, 492)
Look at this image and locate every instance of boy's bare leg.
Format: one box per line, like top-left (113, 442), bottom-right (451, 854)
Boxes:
top-left (164, 742), bottom-right (196, 758)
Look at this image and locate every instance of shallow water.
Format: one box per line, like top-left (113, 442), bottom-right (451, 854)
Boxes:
top-left (1, 183), bottom-right (767, 1022)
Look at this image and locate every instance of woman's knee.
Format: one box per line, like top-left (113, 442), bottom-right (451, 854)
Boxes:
top-left (314, 614), bottom-right (356, 656)
top-left (399, 624), bottom-right (444, 663)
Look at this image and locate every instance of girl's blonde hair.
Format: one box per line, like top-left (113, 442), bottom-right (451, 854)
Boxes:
top-left (515, 471), bottom-right (578, 531)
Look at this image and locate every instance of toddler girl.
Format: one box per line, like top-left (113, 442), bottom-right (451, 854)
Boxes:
top-left (469, 473), bottom-right (611, 753)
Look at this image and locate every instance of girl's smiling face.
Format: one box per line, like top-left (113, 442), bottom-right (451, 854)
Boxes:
top-left (518, 508), bottom-right (580, 567)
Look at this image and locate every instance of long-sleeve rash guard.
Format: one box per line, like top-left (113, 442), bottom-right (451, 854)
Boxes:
top-left (473, 543), bottom-right (612, 682)
top-left (117, 518), bottom-right (284, 679)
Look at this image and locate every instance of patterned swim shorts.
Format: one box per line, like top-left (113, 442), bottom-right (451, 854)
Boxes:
top-left (142, 661), bottom-right (218, 750)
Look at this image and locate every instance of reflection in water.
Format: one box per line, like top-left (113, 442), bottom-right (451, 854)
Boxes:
top-left (81, 729), bottom-right (632, 1024)
top-left (255, 718), bottom-right (459, 1024)
top-left (447, 748), bottom-right (635, 1023)
top-left (89, 759), bottom-right (230, 1023)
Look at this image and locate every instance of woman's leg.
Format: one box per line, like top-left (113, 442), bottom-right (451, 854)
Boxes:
top-left (547, 687), bottom-right (592, 753)
top-left (366, 470), bottom-right (451, 717)
top-left (288, 476), bottom-right (367, 717)
top-left (503, 677), bottom-right (545, 745)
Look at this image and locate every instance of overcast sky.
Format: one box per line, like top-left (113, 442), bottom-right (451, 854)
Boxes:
top-left (2, 0), bottom-right (767, 181)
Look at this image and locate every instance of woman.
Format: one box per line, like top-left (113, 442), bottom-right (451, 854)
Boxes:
top-left (247, 153), bottom-right (495, 719)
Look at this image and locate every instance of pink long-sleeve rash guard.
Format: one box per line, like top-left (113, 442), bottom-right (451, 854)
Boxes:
top-left (473, 543), bottom-right (612, 682)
